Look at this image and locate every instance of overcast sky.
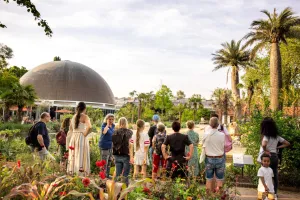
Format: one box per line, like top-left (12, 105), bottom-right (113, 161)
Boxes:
top-left (1, 0), bottom-right (299, 99)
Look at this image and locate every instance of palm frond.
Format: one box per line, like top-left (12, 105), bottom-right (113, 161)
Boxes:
top-left (261, 9), bottom-right (272, 22)
top-left (250, 42), bottom-right (266, 59)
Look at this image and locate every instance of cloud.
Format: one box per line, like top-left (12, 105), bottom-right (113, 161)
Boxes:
top-left (1, 0), bottom-right (300, 99)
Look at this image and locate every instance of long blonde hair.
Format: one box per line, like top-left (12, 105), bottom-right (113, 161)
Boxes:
top-left (136, 119), bottom-right (145, 151)
top-left (118, 117), bottom-right (128, 129)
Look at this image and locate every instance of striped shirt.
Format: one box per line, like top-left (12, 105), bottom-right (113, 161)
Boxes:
top-left (130, 132), bottom-right (150, 154)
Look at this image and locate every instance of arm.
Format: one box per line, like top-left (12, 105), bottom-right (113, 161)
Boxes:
top-left (184, 144), bottom-right (194, 160)
top-left (277, 140), bottom-right (290, 149)
top-left (259, 177), bottom-right (269, 192)
top-left (162, 144), bottom-right (170, 160)
top-left (66, 123), bottom-right (73, 150)
top-left (37, 124), bottom-right (46, 149)
top-left (152, 135), bottom-right (156, 149)
top-left (102, 123), bottom-right (109, 134)
top-left (37, 135), bottom-right (45, 148)
top-left (130, 143), bottom-right (134, 163)
top-left (83, 116), bottom-right (92, 137)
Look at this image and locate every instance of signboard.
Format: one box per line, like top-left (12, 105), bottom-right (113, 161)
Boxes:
top-left (233, 154), bottom-right (254, 165)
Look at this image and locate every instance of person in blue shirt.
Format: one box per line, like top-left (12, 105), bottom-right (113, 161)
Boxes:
top-left (99, 113), bottom-right (115, 178)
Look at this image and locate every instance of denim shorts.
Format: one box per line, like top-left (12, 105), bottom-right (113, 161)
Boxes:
top-left (205, 156), bottom-right (225, 180)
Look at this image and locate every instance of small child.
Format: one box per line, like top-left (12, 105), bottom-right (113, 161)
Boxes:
top-left (130, 119), bottom-right (150, 179)
top-left (152, 122), bottom-right (167, 180)
top-left (257, 153), bottom-right (275, 200)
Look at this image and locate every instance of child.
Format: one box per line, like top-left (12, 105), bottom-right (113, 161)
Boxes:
top-left (257, 153), bottom-right (275, 200)
top-left (130, 119), bottom-right (150, 179)
top-left (152, 122), bottom-right (167, 180)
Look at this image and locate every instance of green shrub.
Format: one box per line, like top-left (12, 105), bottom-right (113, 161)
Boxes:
top-left (47, 121), bottom-right (60, 132)
top-left (0, 123), bottom-right (32, 134)
top-left (240, 112), bottom-right (300, 187)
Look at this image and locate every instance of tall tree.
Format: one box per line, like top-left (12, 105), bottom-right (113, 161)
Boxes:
top-left (1, 83), bottom-right (37, 122)
top-left (1, 0), bottom-right (53, 36)
top-left (0, 43), bottom-right (13, 70)
top-left (154, 85), bottom-right (173, 115)
top-left (174, 90), bottom-right (186, 122)
top-left (282, 85), bottom-right (300, 118)
top-left (188, 94), bottom-right (202, 121)
top-left (212, 39), bottom-right (251, 120)
top-left (244, 7), bottom-right (300, 111)
top-left (212, 88), bottom-right (231, 124)
top-left (176, 90), bottom-right (186, 100)
top-left (53, 56), bottom-right (61, 61)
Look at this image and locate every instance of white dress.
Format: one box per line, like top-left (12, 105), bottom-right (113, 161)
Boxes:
top-left (130, 132), bottom-right (150, 165)
top-left (67, 115), bottom-right (90, 175)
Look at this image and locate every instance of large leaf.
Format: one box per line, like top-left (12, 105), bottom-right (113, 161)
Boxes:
top-left (118, 178), bottom-right (154, 200)
top-left (61, 190), bottom-right (95, 200)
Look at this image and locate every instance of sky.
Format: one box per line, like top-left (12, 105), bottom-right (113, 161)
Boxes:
top-left (1, 0), bottom-right (299, 99)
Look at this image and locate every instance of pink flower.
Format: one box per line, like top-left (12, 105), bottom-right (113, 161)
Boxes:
top-left (63, 152), bottom-right (69, 159)
top-left (52, 183), bottom-right (58, 187)
top-left (172, 163), bottom-right (177, 170)
top-left (99, 171), bottom-right (106, 179)
top-left (17, 160), bottom-right (21, 168)
top-left (82, 177), bottom-right (90, 187)
top-left (69, 146), bottom-right (74, 150)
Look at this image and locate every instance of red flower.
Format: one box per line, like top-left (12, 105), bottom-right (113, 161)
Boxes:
top-left (96, 160), bottom-right (106, 167)
top-left (186, 166), bottom-right (189, 170)
top-left (172, 163), bottom-right (177, 170)
top-left (82, 177), bottom-right (90, 187)
top-left (143, 187), bottom-right (151, 194)
top-left (59, 191), bottom-right (67, 196)
top-left (99, 171), bottom-right (106, 179)
top-left (17, 160), bottom-right (21, 168)
top-left (52, 183), bottom-right (58, 187)
top-left (69, 146), bottom-right (75, 150)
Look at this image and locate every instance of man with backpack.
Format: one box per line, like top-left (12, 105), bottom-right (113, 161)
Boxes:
top-left (25, 112), bottom-right (51, 160)
top-left (148, 114), bottom-right (160, 166)
top-left (151, 122), bottom-right (167, 180)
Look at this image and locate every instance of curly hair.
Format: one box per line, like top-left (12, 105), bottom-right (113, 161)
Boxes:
top-left (61, 117), bottom-right (71, 132)
top-left (260, 117), bottom-right (279, 139)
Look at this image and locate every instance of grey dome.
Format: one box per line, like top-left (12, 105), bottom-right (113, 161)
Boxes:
top-left (20, 61), bottom-right (115, 104)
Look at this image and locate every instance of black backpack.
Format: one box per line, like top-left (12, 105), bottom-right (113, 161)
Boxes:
top-left (155, 134), bottom-right (166, 155)
top-left (112, 129), bottom-right (132, 155)
top-left (25, 122), bottom-right (42, 147)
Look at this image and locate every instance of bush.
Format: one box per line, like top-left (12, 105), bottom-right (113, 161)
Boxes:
top-left (240, 112), bottom-right (300, 187)
top-left (47, 121), bottom-right (61, 132)
top-left (0, 123), bottom-right (32, 134)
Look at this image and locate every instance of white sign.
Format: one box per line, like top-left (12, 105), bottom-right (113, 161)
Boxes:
top-left (233, 154), bottom-right (254, 165)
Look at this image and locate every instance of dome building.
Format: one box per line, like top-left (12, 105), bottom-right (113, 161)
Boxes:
top-left (20, 60), bottom-right (115, 119)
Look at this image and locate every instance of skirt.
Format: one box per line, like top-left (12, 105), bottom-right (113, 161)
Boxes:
top-left (67, 131), bottom-right (90, 175)
top-left (134, 151), bottom-right (149, 165)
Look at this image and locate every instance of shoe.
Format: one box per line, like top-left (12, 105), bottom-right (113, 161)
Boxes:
top-left (275, 194), bottom-right (278, 200)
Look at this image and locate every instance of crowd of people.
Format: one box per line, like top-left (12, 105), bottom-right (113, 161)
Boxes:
top-left (26, 101), bottom-right (291, 199)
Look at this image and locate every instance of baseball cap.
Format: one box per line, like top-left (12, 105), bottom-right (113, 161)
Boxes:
top-left (152, 114), bottom-right (160, 122)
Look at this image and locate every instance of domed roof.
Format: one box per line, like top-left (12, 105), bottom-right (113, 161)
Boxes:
top-left (20, 61), bottom-right (115, 105)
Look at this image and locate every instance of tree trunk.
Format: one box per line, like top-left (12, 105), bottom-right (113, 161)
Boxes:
top-left (193, 109), bottom-right (196, 121)
top-left (247, 89), bottom-right (254, 116)
top-left (270, 42), bottom-right (282, 111)
top-left (231, 66), bottom-right (241, 121)
top-left (3, 104), bottom-right (10, 122)
top-left (17, 106), bottom-right (23, 122)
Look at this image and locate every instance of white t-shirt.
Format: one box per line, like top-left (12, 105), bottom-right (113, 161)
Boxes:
top-left (205, 125), bottom-right (229, 135)
top-left (130, 132), bottom-right (150, 155)
top-left (202, 129), bottom-right (225, 156)
top-left (257, 166), bottom-right (274, 193)
top-left (259, 136), bottom-right (285, 154)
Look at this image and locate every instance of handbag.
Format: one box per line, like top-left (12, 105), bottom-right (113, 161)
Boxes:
top-left (199, 130), bottom-right (217, 164)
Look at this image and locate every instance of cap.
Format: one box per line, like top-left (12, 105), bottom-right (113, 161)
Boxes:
top-left (152, 114), bottom-right (160, 122)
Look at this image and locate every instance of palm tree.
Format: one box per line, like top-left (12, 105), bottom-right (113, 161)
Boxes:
top-left (188, 94), bottom-right (202, 121)
top-left (174, 90), bottom-right (186, 123)
top-left (212, 40), bottom-right (251, 120)
top-left (1, 83), bottom-right (37, 122)
top-left (212, 88), bottom-right (232, 124)
top-left (244, 7), bottom-right (300, 111)
top-left (176, 90), bottom-right (186, 100)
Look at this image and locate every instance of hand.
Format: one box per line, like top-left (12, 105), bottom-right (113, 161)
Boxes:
top-left (143, 159), bottom-right (147, 165)
top-left (104, 126), bottom-right (109, 132)
top-left (264, 150), bottom-right (271, 156)
top-left (164, 154), bottom-right (171, 160)
top-left (130, 157), bottom-right (134, 164)
top-left (184, 156), bottom-right (191, 161)
top-left (264, 186), bottom-right (269, 193)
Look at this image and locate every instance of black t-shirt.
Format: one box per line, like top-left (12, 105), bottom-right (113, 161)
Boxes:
top-left (35, 122), bottom-right (50, 150)
top-left (148, 125), bottom-right (157, 147)
top-left (163, 132), bottom-right (192, 160)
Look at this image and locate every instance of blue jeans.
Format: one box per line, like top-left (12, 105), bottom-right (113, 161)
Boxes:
top-left (100, 148), bottom-right (113, 178)
top-left (114, 155), bottom-right (130, 186)
top-left (205, 156), bottom-right (225, 180)
top-left (149, 147), bottom-right (153, 167)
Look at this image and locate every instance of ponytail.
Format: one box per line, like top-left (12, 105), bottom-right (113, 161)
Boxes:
top-left (75, 102), bottom-right (86, 129)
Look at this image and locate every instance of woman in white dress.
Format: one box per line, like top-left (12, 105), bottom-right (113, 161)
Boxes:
top-left (130, 119), bottom-right (150, 179)
top-left (67, 102), bottom-right (92, 175)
